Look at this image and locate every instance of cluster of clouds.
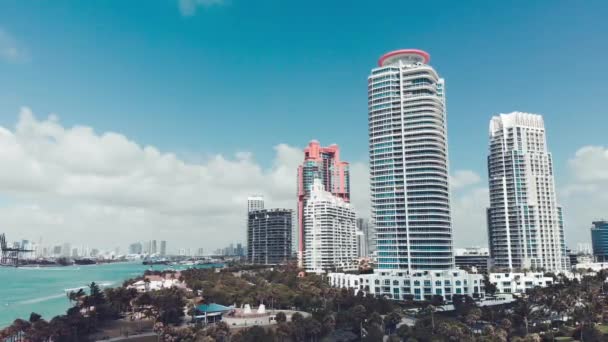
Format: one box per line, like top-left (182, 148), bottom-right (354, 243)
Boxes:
top-left (561, 146), bottom-right (608, 243)
top-left (0, 109), bottom-right (604, 251)
top-left (0, 109), bottom-right (369, 251)
top-left (0, 108), bottom-right (608, 249)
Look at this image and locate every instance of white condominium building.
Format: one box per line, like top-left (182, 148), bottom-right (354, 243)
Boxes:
top-left (304, 179), bottom-right (357, 273)
top-left (369, 49), bottom-right (453, 270)
top-left (247, 195), bottom-right (265, 213)
top-left (329, 269), bottom-right (485, 302)
top-left (487, 112), bottom-right (568, 271)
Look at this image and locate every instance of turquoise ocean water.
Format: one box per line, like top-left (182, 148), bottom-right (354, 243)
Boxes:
top-left (0, 262), bottom-right (222, 328)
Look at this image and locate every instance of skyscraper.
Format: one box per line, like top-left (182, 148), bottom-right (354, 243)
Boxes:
top-left (303, 179), bottom-right (357, 273)
top-left (61, 243), bottom-right (71, 258)
top-left (330, 49), bottom-right (484, 303)
top-left (160, 240), bottom-right (167, 256)
top-left (151, 240), bottom-right (157, 254)
top-left (369, 49), bottom-right (453, 270)
top-left (591, 221), bottom-right (608, 262)
top-left (247, 195), bottom-right (265, 213)
top-left (356, 218), bottom-right (375, 257)
top-left (487, 112), bottom-right (568, 271)
top-left (297, 141), bottom-right (350, 264)
top-left (129, 242), bottom-right (143, 254)
top-left (247, 209), bottom-right (293, 265)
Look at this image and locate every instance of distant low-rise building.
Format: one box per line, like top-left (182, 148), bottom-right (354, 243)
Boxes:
top-left (329, 269), bottom-right (485, 302)
top-left (128, 273), bottom-right (186, 293)
top-left (455, 247), bottom-right (490, 274)
top-left (573, 261), bottom-right (608, 272)
top-left (488, 272), bottom-right (554, 295)
top-left (567, 248), bottom-right (594, 268)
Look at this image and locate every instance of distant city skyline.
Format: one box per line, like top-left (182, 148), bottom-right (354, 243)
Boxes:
top-left (0, 1), bottom-right (606, 250)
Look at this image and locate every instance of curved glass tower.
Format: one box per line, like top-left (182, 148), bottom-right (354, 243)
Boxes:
top-left (369, 49), bottom-right (454, 270)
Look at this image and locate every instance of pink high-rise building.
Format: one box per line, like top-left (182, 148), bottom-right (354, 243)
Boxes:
top-left (297, 140), bottom-right (350, 264)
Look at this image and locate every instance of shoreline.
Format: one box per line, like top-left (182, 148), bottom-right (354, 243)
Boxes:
top-left (0, 262), bottom-right (225, 329)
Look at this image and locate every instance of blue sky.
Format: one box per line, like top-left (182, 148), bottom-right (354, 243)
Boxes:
top-left (0, 0), bottom-right (607, 250)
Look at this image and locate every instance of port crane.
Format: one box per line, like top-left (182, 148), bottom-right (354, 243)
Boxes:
top-left (0, 233), bottom-right (33, 267)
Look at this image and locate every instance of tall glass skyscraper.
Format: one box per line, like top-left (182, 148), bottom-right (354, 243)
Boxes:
top-left (487, 112), bottom-right (568, 271)
top-left (297, 140), bottom-right (349, 264)
top-left (591, 220), bottom-right (608, 262)
top-left (368, 49), bottom-right (454, 271)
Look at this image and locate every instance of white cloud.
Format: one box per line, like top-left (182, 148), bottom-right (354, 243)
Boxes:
top-left (8, 109), bottom-right (598, 254)
top-left (560, 145), bottom-right (608, 246)
top-left (0, 28), bottom-right (28, 63)
top-left (0, 108), bottom-right (309, 252)
top-left (451, 185), bottom-right (489, 247)
top-left (178, 0), bottom-right (225, 16)
top-left (450, 169), bottom-right (482, 190)
top-left (567, 146), bottom-right (608, 182)
top-left (448, 170), bottom-right (489, 247)
top-left (349, 162), bottom-right (370, 218)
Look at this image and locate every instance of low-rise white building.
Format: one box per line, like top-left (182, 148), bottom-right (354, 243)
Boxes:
top-left (573, 261), bottom-right (608, 272)
top-left (329, 269), bottom-right (485, 302)
top-left (488, 272), bottom-right (553, 295)
top-left (128, 273), bottom-right (186, 293)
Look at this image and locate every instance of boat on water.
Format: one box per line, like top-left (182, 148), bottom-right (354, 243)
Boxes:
top-left (73, 258), bottom-right (97, 265)
top-left (142, 258), bottom-right (169, 265)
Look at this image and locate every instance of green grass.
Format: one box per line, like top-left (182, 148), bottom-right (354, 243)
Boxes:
top-left (554, 337), bottom-right (574, 341)
top-left (597, 324), bottom-right (608, 334)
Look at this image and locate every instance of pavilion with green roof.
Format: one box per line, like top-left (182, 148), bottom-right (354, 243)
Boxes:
top-left (193, 303), bottom-right (233, 324)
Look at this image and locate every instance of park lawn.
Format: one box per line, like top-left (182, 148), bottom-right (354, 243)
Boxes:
top-left (554, 337), bottom-right (573, 342)
top-left (597, 324), bottom-right (608, 334)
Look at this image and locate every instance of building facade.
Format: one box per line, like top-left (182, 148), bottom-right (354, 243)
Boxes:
top-left (369, 49), bottom-right (453, 270)
top-left (247, 209), bottom-right (293, 265)
top-left (488, 272), bottom-right (553, 295)
top-left (455, 247), bottom-right (490, 274)
top-left (297, 141), bottom-right (350, 264)
top-left (356, 218), bottom-right (375, 257)
top-left (129, 242), bottom-right (143, 254)
top-left (247, 195), bottom-right (265, 213)
top-left (303, 179), bottom-right (357, 273)
top-left (160, 240), bottom-right (167, 256)
top-left (591, 220), bottom-right (608, 262)
top-left (329, 269), bottom-right (485, 301)
top-left (487, 112), bottom-right (568, 271)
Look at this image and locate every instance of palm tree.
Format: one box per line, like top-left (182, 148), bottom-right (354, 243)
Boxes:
top-left (420, 305), bottom-right (440, 332)
top-left (276, 322), bottom-right (292, 342)
top-left (305, 317), bottom-right (322, 342)
top-left (384, 310), bottom-right (402, 334)
top-left (513, 297), bottom-right (540, 335)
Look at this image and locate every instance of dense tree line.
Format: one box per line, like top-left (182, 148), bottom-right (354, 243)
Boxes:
top-left (0, 281), bottom-right (187, 341)
top-left (4, 266), bottom-right (608, 341)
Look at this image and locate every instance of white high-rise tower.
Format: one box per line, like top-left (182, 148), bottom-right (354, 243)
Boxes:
top-left (247, 195), bottom-right (264, 213)
top-left (487, 112), bottom-right (568, 271)
top-left (303, 179), bottom-right (357, 273)
top-left (369, 49), bottom-right (453, 270)
top-left (328, 49), bottom-right (484, 303)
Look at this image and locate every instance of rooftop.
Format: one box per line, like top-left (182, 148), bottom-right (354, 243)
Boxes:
top-left (378, 49), bottom-right (430, 67)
